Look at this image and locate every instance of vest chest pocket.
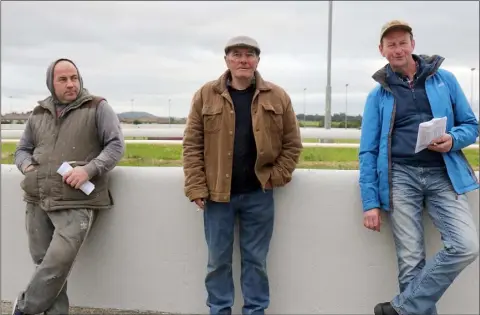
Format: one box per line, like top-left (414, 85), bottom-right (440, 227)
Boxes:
top-left (261, 103), bottom-right (284, 131)
top-left (202, 105), bottom-right (223, 133)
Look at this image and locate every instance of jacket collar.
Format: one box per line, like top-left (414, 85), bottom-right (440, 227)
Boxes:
top-left (213, 69), bottom-right (271, 94)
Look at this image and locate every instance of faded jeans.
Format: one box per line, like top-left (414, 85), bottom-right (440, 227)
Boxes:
top-left (203, 188), bottom-right (274, 315)
top-left (388, 163), bottom-right (479, 315)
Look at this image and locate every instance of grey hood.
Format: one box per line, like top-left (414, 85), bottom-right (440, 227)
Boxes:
top-left (45, 58), bottom-right (85, 102)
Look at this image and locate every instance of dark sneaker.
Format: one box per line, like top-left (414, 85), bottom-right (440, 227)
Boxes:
top-left (374, 302), bottom-right (399, 315)
top-left (11, 298), bottom-right (25, 315)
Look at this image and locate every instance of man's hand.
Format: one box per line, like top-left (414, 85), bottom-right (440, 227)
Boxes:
top-left (23, 164), bottom-right (36, 173)
top-left (363, 208), bottom-right (382, 232)
top-left (63, 166), bottom-right (90, 189)
top-left (194, 198), bottom-right (205, 210)
top-left (428, 133), bottom-right (453, 153)
top-left (265, 179), bottom-right (273, 190)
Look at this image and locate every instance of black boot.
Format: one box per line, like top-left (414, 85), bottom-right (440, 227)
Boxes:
top-left (374, 302), bottom-right (399, 315)
top-left (12, 298), bottom-right (24, 315)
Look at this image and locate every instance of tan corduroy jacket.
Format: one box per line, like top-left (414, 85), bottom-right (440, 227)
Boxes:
top-left (182, 70), bottom-right (303, 202)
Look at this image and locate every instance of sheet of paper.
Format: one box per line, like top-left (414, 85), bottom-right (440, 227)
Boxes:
top-left (414, 117), bottom-right (447, 153)
top-left (56, 162), bottom-right (95, 195)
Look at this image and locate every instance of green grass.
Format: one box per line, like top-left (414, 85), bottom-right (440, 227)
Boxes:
top-left (299, 121), bottom-right (320, 127)
top-left (302, 138), bottom-right (360, 143)
top-left (2, 142), bottom-right (478, 170)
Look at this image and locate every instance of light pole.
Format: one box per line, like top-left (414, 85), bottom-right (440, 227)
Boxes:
top-left (471, 67), bottom-right (476, 107)
top-left (345, 83), bottom-right (349, 129)
top-left (324, 0), bottom-right (333, 130)
top-left (168, 98), bottom-right (171, 127)
top-left (303, 88), bottom-right (307, 125)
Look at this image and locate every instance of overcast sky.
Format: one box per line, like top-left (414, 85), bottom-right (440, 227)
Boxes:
top-left (1, 1), bottom-right (479, 118)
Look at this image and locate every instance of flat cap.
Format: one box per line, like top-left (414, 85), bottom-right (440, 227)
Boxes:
top-left (224, 36), bottom-right (261, 55)
top-left (380, 20), bottom-right (412, 42)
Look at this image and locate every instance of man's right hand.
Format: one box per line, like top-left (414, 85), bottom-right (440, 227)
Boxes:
top-left (363, 208), bottom-right (381, 232)
top-left (194, 199), bottom-right (205, 210)
top-left (23, 164), bottom-right (35, 173)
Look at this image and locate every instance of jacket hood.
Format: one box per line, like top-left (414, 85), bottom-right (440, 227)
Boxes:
top-left (372, 54), bottom-right (445, 91)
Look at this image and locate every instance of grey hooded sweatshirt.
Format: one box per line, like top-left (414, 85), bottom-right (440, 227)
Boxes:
top-left (14, 58), bottom-right (125, 209)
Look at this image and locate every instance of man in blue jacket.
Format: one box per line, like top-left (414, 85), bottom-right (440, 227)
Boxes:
top-left (359, 20), bottom-right (479, 315)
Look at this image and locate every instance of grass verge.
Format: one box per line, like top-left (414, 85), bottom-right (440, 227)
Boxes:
top-left (2, 142), bottom-right (478, 170)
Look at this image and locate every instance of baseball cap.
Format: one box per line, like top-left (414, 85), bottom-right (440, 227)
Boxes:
top-left (380, 20), bottom-right (412, 42)
top-left (224, 36), bottom-right (261, 55)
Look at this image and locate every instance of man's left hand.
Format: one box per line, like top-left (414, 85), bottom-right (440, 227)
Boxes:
top-left (428, 133), bottom-right (453, 153)
top-left (265, 179), bottom-right (273, 190)
top-left (63, 166), bottom-right (90, 189)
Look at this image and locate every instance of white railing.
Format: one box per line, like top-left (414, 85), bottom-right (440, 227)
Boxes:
top-left (1, 127), bottom-right (363, 140)
top-left (1, 138), bottom-right (479, 150)
top-left (1, 123), bottom-right (187, 130)
top-left (2, 124), bottom-right (479, 146)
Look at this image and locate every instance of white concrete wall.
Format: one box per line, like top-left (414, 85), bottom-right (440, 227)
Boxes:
top-left (1, 165), bottom-right (479, 314)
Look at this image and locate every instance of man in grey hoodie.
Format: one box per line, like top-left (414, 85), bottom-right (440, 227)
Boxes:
top-left (12, 58), bottom-right (125, 315)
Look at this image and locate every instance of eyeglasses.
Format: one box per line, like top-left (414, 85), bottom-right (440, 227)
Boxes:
top-left (230, 52), bottom-right (257, 61)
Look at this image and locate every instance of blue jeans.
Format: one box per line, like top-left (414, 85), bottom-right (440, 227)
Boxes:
top-left (203, 188), bottom-right (274, 315)
top-left (388, 163), bottom-right (479, 315)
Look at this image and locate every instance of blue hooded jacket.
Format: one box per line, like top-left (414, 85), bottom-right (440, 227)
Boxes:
top-left (358, 54), bottom-right (479, 212)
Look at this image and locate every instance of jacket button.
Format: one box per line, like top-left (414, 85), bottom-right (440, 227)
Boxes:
top-left (229, 131), bottom-right (233, 135)
top-left (226, 174), bottom-right (230, 178)
top-left (230, 110), bottom-right (234, 114)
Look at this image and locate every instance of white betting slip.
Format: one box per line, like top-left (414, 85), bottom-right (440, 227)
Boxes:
top-left (56, 162), bottom-right (95, 196)
top-left (414, 116), bottom-right (447, 153)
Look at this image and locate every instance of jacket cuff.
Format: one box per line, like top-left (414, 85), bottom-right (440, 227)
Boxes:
top-left (21, 159), bottom-right (33, 174)
top-left (362, 201), bottom-right (380, 212)
top-left (187, 188), bottom-right (209, 202)
top-left (270, 165), bottom-right (290, 187)
top-left (269, 173), bottom-right (284, 187)
top-left (83, 162), bottom-right (99, 179)
top-left (447, 131), bottom-right (456, 151)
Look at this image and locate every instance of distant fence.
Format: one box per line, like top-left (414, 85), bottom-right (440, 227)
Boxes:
top-left (1, 127), bottom-right (363, 140)
top-left (2, 124), bottom-right (479, 145)
top-left (2, 138), bottom-right (479, 150)
top-left (1, 123), bottom-right (186, 130)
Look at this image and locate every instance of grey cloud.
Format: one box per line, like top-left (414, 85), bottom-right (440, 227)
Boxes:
top-left (1, 1), bottom-right (478, 117)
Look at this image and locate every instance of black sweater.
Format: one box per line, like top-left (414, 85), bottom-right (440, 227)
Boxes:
top-left (228, 84), bottom-right (261, 194)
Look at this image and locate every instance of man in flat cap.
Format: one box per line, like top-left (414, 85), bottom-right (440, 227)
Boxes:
top-left (183, 35), bottom-right (302, 314)
top-left (12, 58), bottom-right (125, 315)
top-left (358, 20), bottom-right (479, 315)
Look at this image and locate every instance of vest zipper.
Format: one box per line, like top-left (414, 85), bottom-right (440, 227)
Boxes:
top-left (45, 110), bottom-right (62, 209)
